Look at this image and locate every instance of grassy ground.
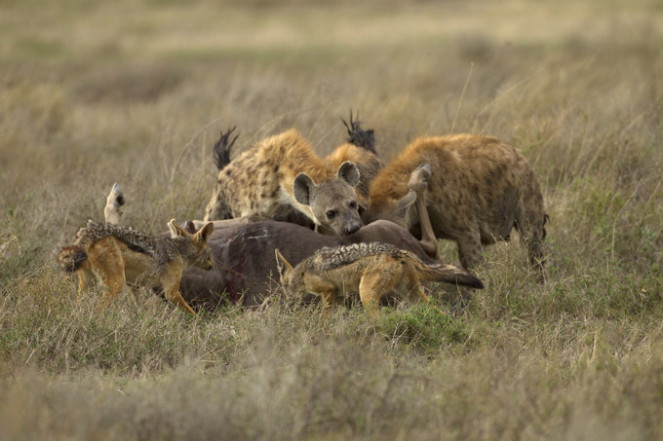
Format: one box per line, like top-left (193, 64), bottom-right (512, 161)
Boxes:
top-left (1, 0), bottom-right (663, 439)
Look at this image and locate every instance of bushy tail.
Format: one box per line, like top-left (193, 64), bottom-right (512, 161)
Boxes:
top-left (57, 245), bottom-right (87, 272)
top-left (342, 110), bottom-right (376, 154)
top-left (213, 126), bottom-right (238, 171)
top-left (418, 260), bottom-right (484, 289)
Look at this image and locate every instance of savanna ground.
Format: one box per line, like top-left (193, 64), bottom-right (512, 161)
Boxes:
top-left (1, 0), bottom-right (663, 439)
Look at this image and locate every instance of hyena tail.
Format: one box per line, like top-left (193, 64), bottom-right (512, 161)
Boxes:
top-left (213, 126), bottom-right (238, 171)
top-left (417, 260), bottom-right (484, 289)
top-left (57, 245), bottom-right (88, 272)
top-left (342, 109), bottom-right (376, 154)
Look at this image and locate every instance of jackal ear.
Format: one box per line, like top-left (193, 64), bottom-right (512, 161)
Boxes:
top-left (194, 222), bottom-right (215, 244)
top-left (337, 161), bottom-right (360, 188)
top-left (182, 220), bottom-right (197, 234)
top-left (293, 173), bottom-right (316, 206)
top-left (274, 248), bottom-right (293, 280)
top-left (394, 190), bottom-right (417, 216)
top-left (168, 219), bottom-right (188, 238)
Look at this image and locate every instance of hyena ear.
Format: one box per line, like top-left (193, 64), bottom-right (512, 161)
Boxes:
top-left (194, 222), bottom-right (215, 245)
top-left (274, 248), bottom-right (293, 280)
top-left (336, 161), bottom-right (360, 188)
top-left (293, 173), bottom-right (317, 206)
top-left (168, 219), bottom-right (188, 238)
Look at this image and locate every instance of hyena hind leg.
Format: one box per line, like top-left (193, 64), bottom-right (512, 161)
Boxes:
top-left (516, 215), bottom-right (546, 283)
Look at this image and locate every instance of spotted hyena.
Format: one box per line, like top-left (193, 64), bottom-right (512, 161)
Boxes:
top-left (367, 134), bottom-right (548, 281)
top-left (207, 114), bottom-right (382, 225)
top-left (203, 128), bottom-right (364, 236)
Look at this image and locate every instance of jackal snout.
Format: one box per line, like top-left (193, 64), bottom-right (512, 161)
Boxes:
top-left (194, 247), bottom-right (215, 271)
top-left (168, 219), bottom-right (215, 271)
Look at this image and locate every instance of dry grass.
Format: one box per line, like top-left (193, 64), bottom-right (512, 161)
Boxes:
top-left (1, 0), bottom-right (663, 439)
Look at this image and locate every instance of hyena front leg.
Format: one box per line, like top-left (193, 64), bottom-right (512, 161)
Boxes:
top-left (452, 228), bottom-right (483, 316)
top-left (455, 227), bottom-right (483, 271)
top-left (160, 261), bottom-right (196, 316)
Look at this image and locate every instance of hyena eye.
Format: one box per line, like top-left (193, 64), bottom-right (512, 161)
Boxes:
top-left (326, 210), bottom-right (337, 219)
top-left (349, 200), bottom-right (357, 210)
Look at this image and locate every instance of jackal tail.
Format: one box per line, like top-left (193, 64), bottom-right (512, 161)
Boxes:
top-left (58, 245), bottom-right (88, 272)
top-left (415, 258), bottom-right (484, 289)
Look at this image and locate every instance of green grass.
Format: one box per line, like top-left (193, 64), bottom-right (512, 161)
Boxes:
top-left (1, 0), bottom-right (663, 439)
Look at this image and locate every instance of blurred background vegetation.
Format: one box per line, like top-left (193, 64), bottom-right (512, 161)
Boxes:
top-left (1, 0), bottom-right (662, 439)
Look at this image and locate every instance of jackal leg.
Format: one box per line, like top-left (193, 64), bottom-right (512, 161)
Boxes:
top-left (87, 239), bottom-right (126, 310)
top-left (403, 281), bottom-right (430, 306)
top-left (310, 280), bottom-right (339, 320)
top-left (76, 263), bottom-right (96, 295)
top-left (358, 267), bottom-right (399, 315)
top-left (408, 164), bottom-right (438, 259)
top-left (160, 262), bottom-right (196, 316)
top-left (408, 282), bottom-right (446, 315)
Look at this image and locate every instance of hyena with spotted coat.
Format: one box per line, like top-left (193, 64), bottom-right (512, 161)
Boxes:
top-left (367, 134), bottom-right (548, 281)
top-left (203, 128), bottom-right (364, 235)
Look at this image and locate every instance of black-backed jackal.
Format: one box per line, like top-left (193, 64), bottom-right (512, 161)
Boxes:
top-left (57, 219), bottom-right (214, 315)
top-left (275, 242), bottom-right (483, 318)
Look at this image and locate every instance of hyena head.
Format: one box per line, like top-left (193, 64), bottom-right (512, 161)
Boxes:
top-left (293, 161), bottom-right (363, 236)
top-left (274, 249), bottom-right (307, 297)
top-left (167, 219), bottom-right (215, 270)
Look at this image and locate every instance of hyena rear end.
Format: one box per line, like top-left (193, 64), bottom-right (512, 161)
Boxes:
top-left (367, 134), bottom-right (548, 282)
top-left (275, 242), bottom-right (483, 318)
top-left (324, 112), bottom-right (383, 202)
top-left (203, 128), bottom-right (363, 236)
top-left (58, 219), bottom-right (214, 315)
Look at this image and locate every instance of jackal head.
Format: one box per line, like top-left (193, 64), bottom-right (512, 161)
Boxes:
top-left (293, 161), bottom-right (363, 236)
top-left (168, 219), bottom-right (215, 270)
top-left (274, 249), bottom-right (307, 298)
